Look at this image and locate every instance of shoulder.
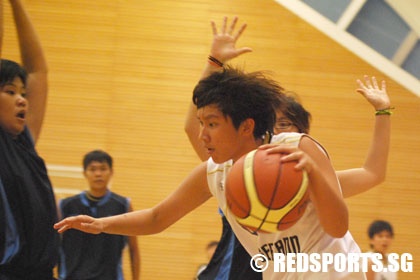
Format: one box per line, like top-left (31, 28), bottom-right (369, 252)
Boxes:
top-left (22, 126), bottom-right (35, 145)
top-left (17, 126), bottom-right (36, 147)
top-left (0, 126), bottom-right (34, 148)
top-left (58, 193), bottom-right (82, 212)
top-left (207, 158), bottom-right (232, 173)
top-left (271, 132), bottom-right (303, 145)
top-left (109, 192), bottom-right (131, 209)
top-left (109, 191), bottom-right (128, 201)
top-left (59, 193), bottom-right (83, 209)
top-left (299, 134), bottom-right (329, 158)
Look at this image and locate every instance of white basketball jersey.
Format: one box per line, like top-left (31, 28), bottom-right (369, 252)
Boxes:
top-left (367, 252), bottom-right (398, 280)
top-left (207, 132), bottom-right (366, 279)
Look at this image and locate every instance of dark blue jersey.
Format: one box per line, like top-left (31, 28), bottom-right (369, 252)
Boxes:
top-left (59, 191), bottom-right (129, 280)
top-left (197, 214), bottom-right (262, 280)
top-left (0, 126), bottom-right (59, 280)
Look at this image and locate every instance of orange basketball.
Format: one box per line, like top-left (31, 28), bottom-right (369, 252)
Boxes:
top-left (225, 148), bottom-right (309, 233)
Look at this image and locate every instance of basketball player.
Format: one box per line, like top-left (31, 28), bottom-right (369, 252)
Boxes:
top-left (186, 16), bottom-right (391, 198)
top-left (185, 16), bottom-right (391, 280)
top-left (194, 240), bottom-right (219, 278)
top-left (186, 17), bottom-right (261, 280)
top-left (58, 150), bottom-right (140, 280)
top-left (0, 0), bottom-right (59, 279)
top-left (366, 220), bottom-right (397, 280)
top-left (55, 65), bottom-right (367, 279)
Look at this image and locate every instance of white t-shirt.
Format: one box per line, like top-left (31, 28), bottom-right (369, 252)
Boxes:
top-left (367, 252), bottom-right (398, 280)
top-left (206, 133), bottom-right (366, 279)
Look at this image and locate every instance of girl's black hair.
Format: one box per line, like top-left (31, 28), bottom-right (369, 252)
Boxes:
top-left (0, 59), bottom-right (27, 87)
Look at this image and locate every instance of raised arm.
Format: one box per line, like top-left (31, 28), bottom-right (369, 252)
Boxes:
top-left (54, 162), bottom-right (212, 236)
top-left (185, 16), bottom-right (252, 161)
top-left (9, 0), bottom-right (48, 142)
top-left (337, 76), bottom-right (391, 198)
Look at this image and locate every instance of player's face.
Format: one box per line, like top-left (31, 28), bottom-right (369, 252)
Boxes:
top-left (0, 77), bottom-right (28, 137)
top-left (197, 105), bottom-right (250, 163)
top-left (84, 161), bottom-right (113, 194)
top-left (370, 230), bottom-right (393, 254)
top-left (273, 110), bottom-right (299, 135)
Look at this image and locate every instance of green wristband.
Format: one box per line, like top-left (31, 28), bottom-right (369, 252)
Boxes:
top-left (375, 107), bottom-right (394, 115)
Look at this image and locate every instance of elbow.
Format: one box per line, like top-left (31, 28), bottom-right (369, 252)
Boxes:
top-left (328, 225), bottom-right (348, 238)
top-left (184, 125), bottom-right (197, 150)
top-left (27, 61), bottom-right (49, 75)
top-left (324, 209), bottom-right (349, 238)
top-left (335, 208), bottom-right (349, 238)
top-left (370, 170), bottom-right (386, 185)
top-left (324, 216), bottom-right (348, 238)
top-left (364, 166), bottom-right (387, 185)
top-left (376, 173), bottom-right (386, 184)
top-left (184, 120), bottom-right (195, 138)
top-left (39, 63), bottom-right (49, 74)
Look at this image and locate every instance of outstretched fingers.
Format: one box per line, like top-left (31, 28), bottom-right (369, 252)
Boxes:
top-left (227, 16), bottom-right (238, 35)
top-left (211, 20), bottom-right (217, 35)
top-left (356, 75), bottom-right (390, 111)
top-left (54, 215), bottom-right (99, 234)
top-left (209, 16), bottom-right (253, 61)
top-left (233, 22), bottom-right (247, 42)
top-left (211, 16), bottom-right (244, 39)
top-left (221, 16), bottom-right (227, 34)
top-left (54, 216), bottom-right (76, 233)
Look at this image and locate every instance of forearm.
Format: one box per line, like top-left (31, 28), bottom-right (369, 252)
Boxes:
top-left (309, 166), bottom-right (349, 238)
top-left (362, 114), bottom-right (390, 182)
top-left (57, 203), bottom-right (193, 237)
top-left (339, 114), bottom-right (390, 198)
top-left (184, 101), bottom-right (208, 161)
top-left (341, 76), bottom-right (392, 197)
top-left (131, 258), bottom-right (140, 280)
top-left (129, 245), bottom-right (140, 280)
top-left (101, 208), bottom-right (163, 236)
top-left (9, 0), bottom-right (47, 72)
top-left (56, 165), bottom-right (211, 237)
top-left (185, 61), bottom-right (223, 161)
top-left (9, 0), bottom-right (48, 141)
top-left (186, 16), bottom-right (251, 160)
top-left (300, 137), bottom-right (348, 237)
top-left (102, 186), bottom-right (209, 236)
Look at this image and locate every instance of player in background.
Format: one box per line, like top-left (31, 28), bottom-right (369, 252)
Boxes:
top-left (58, 150), bottom-right (140, 280)
top-left (366, 220), bottom-right (397, 280)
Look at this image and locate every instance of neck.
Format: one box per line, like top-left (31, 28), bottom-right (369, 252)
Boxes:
top-left (233, 140), bottom-right (261, 163)
top-left (87, 189), bottom-right (108, 199)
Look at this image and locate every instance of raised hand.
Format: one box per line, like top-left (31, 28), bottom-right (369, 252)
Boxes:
top-left (356, 75), bottom-right (391, 111)
top-left (209, 16), bottom-right (252, 63)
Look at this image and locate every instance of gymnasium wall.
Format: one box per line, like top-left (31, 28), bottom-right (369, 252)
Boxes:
top-left (2, 0), bottom-right (419, 279)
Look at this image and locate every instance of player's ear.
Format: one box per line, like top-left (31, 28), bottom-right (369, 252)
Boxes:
top-left (240, 118), bottom-right (255, 136)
